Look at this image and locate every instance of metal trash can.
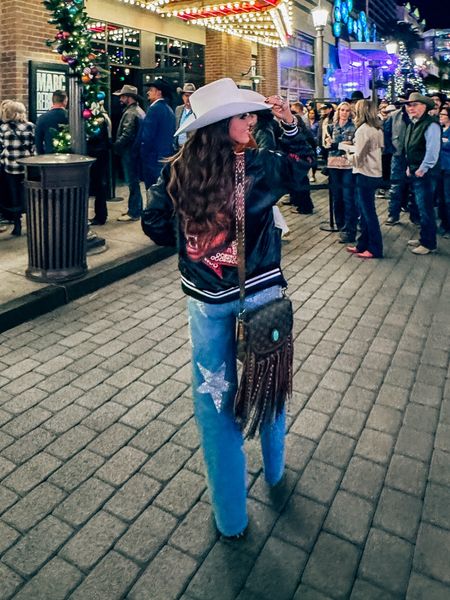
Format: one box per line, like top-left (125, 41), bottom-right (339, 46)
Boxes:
top-left (18, 154), bottom-right (95, 283)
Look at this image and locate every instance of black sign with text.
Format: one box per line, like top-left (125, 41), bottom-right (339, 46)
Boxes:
top-left (28, 61), bottom-right (69, 123)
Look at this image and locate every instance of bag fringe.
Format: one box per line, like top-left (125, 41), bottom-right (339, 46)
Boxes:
top-left (234, 334), bottom-right (293, 438)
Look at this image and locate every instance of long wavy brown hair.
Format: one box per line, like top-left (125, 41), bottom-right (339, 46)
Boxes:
top-left (167, 119), bottom-right (237, 259)
top-left (354, 100), bottom-right (382, 129)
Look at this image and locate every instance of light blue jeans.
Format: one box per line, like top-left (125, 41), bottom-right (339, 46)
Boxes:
top-left (188, 285), bottom-right (286, 536)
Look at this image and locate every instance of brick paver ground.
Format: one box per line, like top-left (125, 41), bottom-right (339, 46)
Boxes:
top-left (0, 191), bottom-right (449, 599)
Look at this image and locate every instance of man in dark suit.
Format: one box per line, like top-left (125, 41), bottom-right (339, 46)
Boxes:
top-left (139, 79), bottom-right (176, 189)
top-left (174, 83), bottom-right (196, 150)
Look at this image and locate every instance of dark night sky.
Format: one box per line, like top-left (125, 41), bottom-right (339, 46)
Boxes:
top-left (407, 0), bottom-right (450, 29)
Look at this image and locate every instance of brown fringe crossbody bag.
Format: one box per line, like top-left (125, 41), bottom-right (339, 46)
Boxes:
top-left (233, 152), bottom-right (294, 438)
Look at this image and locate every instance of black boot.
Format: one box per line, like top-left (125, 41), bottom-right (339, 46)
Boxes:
top-left (11, 217), bottom-right (21, 236)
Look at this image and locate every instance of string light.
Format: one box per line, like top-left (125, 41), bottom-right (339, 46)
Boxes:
top-left (116, 0), bottom-right (292, 46)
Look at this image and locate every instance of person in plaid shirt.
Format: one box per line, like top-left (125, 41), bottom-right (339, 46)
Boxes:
top-left (0, 99), bottom-right (13, 231)
top-left (0, 101), bottom-right (35, 236)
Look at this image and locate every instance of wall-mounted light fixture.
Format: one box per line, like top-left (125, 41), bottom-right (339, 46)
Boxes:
top-left (385, 40), bottom-right (398, 55)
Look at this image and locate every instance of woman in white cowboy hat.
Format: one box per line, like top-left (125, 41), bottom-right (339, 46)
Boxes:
top-left (142, 78), bottom-right (315, 539)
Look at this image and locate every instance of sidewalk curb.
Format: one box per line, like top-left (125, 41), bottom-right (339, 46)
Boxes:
top-left (0, 245), bottom-right (175, 334)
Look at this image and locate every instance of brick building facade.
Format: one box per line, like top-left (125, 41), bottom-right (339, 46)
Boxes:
top-left (204, 31), bottom-right (279, 97)
top-left (0, 0), bottom-right (56, 106)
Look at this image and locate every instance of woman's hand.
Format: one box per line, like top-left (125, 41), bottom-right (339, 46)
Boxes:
top-left (266, 95), bottom-right (294, 124)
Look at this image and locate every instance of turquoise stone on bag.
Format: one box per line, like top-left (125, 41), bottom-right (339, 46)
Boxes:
top-left (271, 328), bottom-right (280, 342)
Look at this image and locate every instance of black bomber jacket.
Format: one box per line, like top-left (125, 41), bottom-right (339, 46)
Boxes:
top-left (141, 128), bottom-right (315, 304)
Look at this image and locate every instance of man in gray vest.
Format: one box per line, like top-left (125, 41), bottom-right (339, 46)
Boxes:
top-left (384, 97), bottom-right (410, 225)
top-left (403, 93), bottom-right (441, 255)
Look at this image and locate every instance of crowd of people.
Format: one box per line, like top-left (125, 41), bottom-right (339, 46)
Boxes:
top-left (1, 81), bottom-right (449, 255)
top-left (286, 89), bottom-right (450, 256)
top-left (0, 81), bottom-right (178, 234)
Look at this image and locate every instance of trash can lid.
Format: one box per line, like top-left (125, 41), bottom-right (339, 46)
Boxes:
top-left (17, 154), bottom-right (96, 167)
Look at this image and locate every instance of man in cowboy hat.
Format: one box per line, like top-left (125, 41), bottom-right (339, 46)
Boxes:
top-left (429, 92), bottom-right (447, 117)
top-left (402, 92), bottom-right (441, 254)
top-left (174, 82), bottom-right (196, 150)
top-left (112, 84), bottom-right (145, 222)
top-left (139, 78), bottom-right (176, 189)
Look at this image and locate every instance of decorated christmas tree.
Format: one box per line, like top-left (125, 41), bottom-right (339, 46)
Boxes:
top-left (390, 41), bottom-right (425, 99)
top-left (43, 0), bottom-right (108, 152)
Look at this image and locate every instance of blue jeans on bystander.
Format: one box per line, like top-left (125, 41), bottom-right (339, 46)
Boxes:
top-left (437, 169), bottom-right (450, 233)
top-left (355, 174), bottom-right (383, 258)
top-left (122, 149), bottom-right (143, 219)
top-left (409, 171), bottom-right (437, 250)
top-left (329, 168), bottom-right (356, 236)
top-left (388, 154), bottom-right (408, 221)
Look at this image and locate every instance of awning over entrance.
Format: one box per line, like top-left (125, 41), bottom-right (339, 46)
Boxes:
top-left (118, 0), bottom-right (293, 47)
top-left (349, 42), bottom-right (398, 65)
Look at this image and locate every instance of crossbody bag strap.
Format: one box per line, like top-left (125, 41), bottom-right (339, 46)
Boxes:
top-left (234, 152), bottom-right (246, 315)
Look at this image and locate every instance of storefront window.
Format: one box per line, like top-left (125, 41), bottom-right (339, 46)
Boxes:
top-left (88, 22), bottom-right (204, 87)
top-left (154, 35), bottom-right (204, 85)
top-left (89, 21), bottom-right (141, 66)
top-left (280, 33), bottom-right (315, 100)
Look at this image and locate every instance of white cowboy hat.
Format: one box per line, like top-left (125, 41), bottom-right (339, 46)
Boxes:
top-left (174, 78), bottom-right (271, 137)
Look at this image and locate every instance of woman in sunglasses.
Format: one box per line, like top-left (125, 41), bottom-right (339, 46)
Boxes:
top-left (142, 78), bottom-right (315, 539)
